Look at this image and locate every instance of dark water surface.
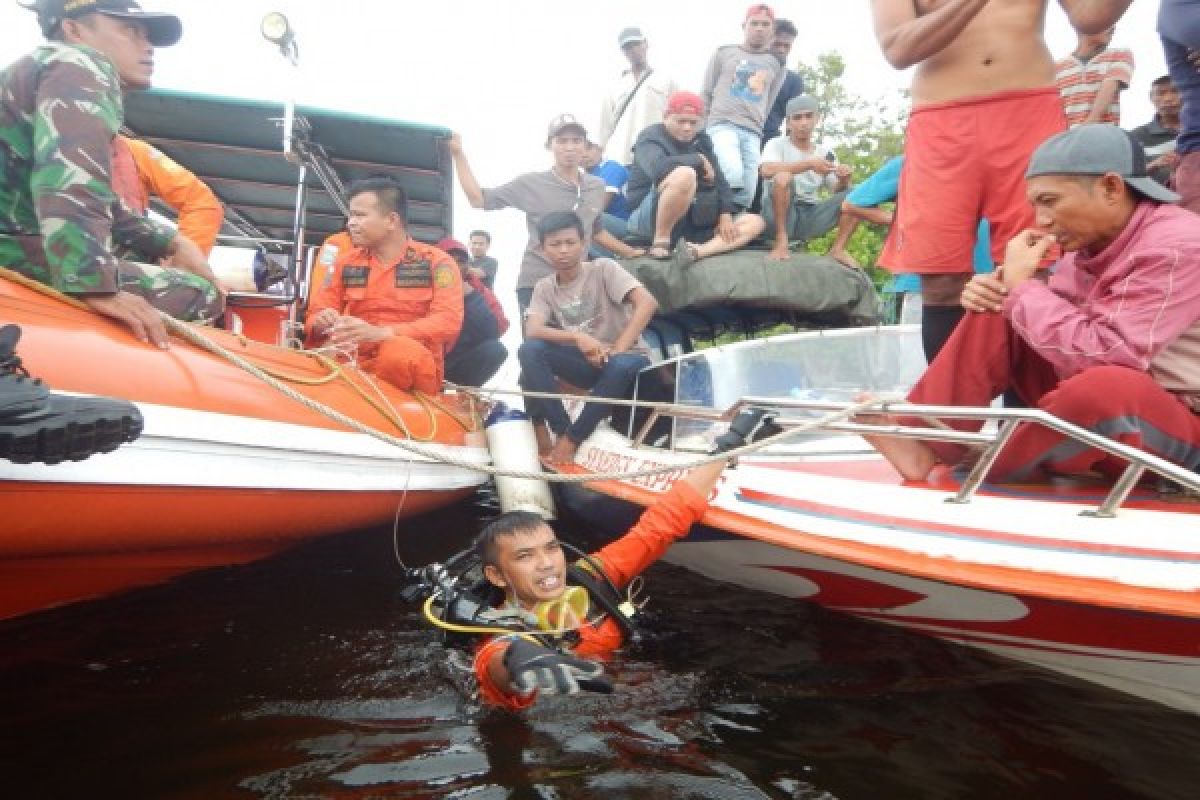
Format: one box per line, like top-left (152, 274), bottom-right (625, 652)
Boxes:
top-left (2, 492), bottom-right (1198, 799)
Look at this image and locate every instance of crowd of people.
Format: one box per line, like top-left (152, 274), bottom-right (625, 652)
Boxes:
top-left (1, 0), bottom-right (1199, 712)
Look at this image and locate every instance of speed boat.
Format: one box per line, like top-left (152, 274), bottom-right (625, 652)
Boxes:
top-left (554, 326), bottom-right (1200, 715)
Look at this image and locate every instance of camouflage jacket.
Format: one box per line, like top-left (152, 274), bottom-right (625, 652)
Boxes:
top-left (0, 43), bottom-right (175, 295)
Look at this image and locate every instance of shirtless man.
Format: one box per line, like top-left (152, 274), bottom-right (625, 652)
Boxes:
top-left (870, 0), bottom-right (1132, 361)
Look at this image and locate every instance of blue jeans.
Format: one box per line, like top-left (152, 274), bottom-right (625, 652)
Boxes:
top-left (707, 122), bottom-right (761, 208)
top-left (517, 339), bottom-right (649, 444)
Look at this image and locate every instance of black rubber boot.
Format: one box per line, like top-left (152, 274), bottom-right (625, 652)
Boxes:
top-left (711, 407), bottom-right (783, 454)
top-left (0, 325), bottom-right (144, 465)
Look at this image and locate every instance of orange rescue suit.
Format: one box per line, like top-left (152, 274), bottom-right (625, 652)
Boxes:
top-left (310, 231), bottom-right (353, 298)
top-left (472, 479), bottom-right (708, 710)
top-left (110, 136), bottom-right (224, 255)
top-left (306, 239), bottom-right (464, 394)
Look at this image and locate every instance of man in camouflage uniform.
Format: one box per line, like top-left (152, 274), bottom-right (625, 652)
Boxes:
top-left (1, 0), bottom-right (222, 349)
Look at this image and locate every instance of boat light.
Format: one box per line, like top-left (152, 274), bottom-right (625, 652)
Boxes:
top-left (260, 12), bottom-right (294, 50)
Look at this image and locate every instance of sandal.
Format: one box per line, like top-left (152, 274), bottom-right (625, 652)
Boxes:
top-left (647, 239), bottom-right (672, 259)
top-left (672, 238), bottom-right (699, 268)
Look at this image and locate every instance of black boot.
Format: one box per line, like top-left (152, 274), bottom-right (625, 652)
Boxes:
top-left (711, 407), bottom-right (782, 454)
top-left (0, 325), bottom-right (143, 465)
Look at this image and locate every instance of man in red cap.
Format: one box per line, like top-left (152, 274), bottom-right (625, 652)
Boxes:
top-left (437, 237), bottom-right (509, 387)
top-left (623, 91), bottom-right (765, 263)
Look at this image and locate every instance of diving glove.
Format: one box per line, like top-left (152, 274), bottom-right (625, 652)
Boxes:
top-left (710, 407), bottom-right (782, 455)
top-left (503, 638), bottom-right (613, 696)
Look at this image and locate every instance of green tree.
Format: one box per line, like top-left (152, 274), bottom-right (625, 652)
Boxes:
top-left (792, 53), bottom-right (906, 292)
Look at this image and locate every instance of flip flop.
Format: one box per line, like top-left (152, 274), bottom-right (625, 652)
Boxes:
top-left (647, 240), bottom-right (672, 259)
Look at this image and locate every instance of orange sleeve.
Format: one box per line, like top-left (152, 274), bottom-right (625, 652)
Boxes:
top-left (310, 232), bottom-right (353, 299)
top-left (391, 248), bottom-right (464, 346)
top-left (473, 637), bottom-right (536, 710)
top-left (591, 480), bottom-right (708, 589)
top-left (304, 249), bottom-right (348, 343)
top-left (127, 137), bottom-right (224, 254)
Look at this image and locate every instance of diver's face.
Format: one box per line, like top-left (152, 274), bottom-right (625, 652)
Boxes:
top-left (483, 525), bottom-right (568, 609)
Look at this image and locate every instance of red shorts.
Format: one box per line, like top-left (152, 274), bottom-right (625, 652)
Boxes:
top-left (880, 87), bottom-right (1066, 275)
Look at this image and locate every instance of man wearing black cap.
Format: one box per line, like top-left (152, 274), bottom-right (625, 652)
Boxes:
top-left (597, 27), bottom-right (678, 167)
top-left (864, 124), bottom-right (1200, 485)
top-left (1, 0), bottom-right (222, 349)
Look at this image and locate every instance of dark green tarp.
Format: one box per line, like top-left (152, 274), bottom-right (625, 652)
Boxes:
top-left (619, 250), bottom-right (880, 325)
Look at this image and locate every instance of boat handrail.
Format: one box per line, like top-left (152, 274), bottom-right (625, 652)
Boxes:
top-left (628, 395), bottom-right (1200, 518)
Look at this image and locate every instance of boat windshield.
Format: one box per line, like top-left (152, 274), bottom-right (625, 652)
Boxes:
top-left (650, 326), bottom-right (926, 451)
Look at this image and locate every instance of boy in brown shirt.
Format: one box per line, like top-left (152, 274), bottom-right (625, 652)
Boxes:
top-left (519, 211), bottom-right (659, 463)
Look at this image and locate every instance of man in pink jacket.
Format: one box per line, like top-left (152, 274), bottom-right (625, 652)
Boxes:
top-left (868, 124), bottom-right (1200, 483)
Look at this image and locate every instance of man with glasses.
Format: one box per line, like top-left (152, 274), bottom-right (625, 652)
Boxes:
top-left (450, 115), bottom-right (643, 320)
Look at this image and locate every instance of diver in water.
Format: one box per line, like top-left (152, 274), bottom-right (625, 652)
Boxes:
top-left (407, 407), bottom-right (780, 710)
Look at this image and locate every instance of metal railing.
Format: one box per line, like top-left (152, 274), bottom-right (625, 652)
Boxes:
top-left (628, 394), bottom-right (1200, 519)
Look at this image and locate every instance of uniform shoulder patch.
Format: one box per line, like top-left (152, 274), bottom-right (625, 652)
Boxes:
top-left (434, 264), bottom-right (456, 289)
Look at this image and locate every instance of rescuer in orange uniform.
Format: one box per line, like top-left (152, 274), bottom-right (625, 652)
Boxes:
top-left (111, 135), bottom-right (224, 255)
top-left (305, 177), bottom-right (463, 394)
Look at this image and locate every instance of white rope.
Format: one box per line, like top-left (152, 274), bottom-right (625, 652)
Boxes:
top-left (162, 316), bottom-right (879, 483)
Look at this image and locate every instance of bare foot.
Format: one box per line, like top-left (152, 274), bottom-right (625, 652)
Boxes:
top-left (828, 248), bottom-right (861, 269)
top-left (861, 432), bottom-right (938, 481)
top-left (547, 435), bottom-right (580, 465)
top-left (766, 243), bottom-right (791, 262)
top-left (853, 393), bottom-right (937, 481)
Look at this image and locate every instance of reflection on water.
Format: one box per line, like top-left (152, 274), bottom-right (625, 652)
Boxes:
top-left (1, 491), bottom-right (1197, 799)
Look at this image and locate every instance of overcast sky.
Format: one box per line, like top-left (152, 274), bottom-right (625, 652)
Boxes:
top-left (0, 0), bottom-right (1168, 313)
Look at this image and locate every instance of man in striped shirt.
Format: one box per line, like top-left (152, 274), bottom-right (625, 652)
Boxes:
top-left (1054, 26), bottom-right (1135, 127)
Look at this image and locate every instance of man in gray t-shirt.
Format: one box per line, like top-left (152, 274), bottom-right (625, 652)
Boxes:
top-left (759, 95), bottom-right (852, 261)
top-left (701, 3), bottom-right (786, 210)
top-left (449, 115), bottom-right (644, 319)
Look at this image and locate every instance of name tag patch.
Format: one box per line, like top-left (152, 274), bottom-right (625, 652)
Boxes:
top-left (395, 261), bottom-right (432, 288)
top-left (341, 265), bottom-right (369, 287)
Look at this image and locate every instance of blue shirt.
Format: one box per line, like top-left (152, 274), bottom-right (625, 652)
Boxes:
top-left (589, 160), bottom-right (631, 219)
top-left (1158, 0), bottom-right (1200, 154)
top-left (850, 156), bottom-right (993, 291)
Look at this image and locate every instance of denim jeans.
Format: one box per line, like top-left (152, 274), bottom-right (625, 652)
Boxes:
top-left (707, 121), bottom-right (761, 208)
top-left (517, 339), bottom-right (650, 443)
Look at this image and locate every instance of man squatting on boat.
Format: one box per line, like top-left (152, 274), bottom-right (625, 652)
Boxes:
top-left (864, 124), bottom-right (1200, 482)
top-left (1, 0), bottom-right (225, 348)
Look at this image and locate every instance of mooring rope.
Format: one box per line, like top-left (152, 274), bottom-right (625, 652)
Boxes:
top-left (0, 268), bottom-right (880, 484)
top-left (161, 316), bottom-right (879, 483)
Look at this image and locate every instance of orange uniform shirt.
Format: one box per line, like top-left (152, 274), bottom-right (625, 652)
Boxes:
top-left (473, 479), bottom-right (709, 710)
top-left (306, 239), bottom-right (464, 372)
top-left (111, 136), bottom-right (224, 255)
top-left (310, 231), bottom-right (354, 300)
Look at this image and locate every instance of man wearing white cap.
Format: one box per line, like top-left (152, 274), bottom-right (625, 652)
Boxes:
top-left (597, 27), bottom-right (678, 167)
top-left (865, 124), bottom-right (1200, 484)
